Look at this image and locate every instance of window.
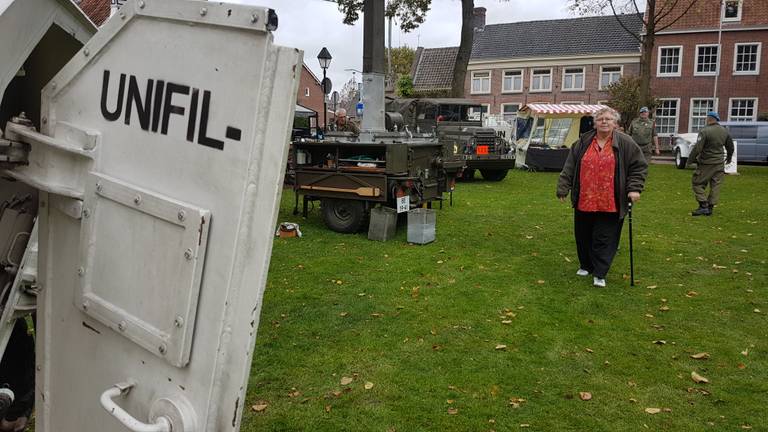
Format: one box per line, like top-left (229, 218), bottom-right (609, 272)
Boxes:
top-left (561, 101), bottom-right (584, 105)
top-left (599, 66), bottom-right (622, 89)
top-left (695, 45), bottom-right (719, 75)
top-left (502, 103), bottom-right (520, 122)
top-left (723, 0), bottom-right (742, 22)
top-left (690, 99), bottom-right (717, 133)
top-left (502, 70), bottom-right (523, 93)
top-left (562, 67), bottom-right (585, 91)
top-left (530, 68), bottom-right (552, 92)
top-left (467, 104), bottom-right (489, 121)
top-left (655, 99), bottom-right (679, 136)
top-left (728, 98), bottom-right (757, 121)
top-left (658, 46), bottom-right (683, 77)
top-left (597, 100), bottom-right (610, 105)
top-left (471, 71), bottom-right (491, 94)
top-left (734, 43), bottom-right (761, 74)
top-left (304, 87), bottom-right (310, 97)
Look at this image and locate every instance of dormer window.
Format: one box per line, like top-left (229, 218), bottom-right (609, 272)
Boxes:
top-left (723, 0), bottom-right (742, 22)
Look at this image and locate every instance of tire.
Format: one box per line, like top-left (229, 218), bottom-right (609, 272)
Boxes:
top-left (321, 199), bottom-right (366, 233)
top-left (675, 149), bottom-right (687, 169)
top-left (480, 169), bottom-right (508, 181)
top-left (459, 169), bottom-right (475, 181)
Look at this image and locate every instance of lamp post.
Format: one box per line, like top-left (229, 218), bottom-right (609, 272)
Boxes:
top-left (317, 47), bottom-right (332, 132)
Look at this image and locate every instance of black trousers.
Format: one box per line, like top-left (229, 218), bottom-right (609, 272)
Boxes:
top-left (574, 210), bottom-right (624, 279)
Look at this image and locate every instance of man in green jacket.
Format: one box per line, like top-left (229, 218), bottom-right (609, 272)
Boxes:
top-left (628, 106), bottom-right (660, 161)
top-left (686, 111), bottom-right (735, 216)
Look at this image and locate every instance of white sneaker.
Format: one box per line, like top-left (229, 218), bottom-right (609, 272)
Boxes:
top-left (576, 269), bottom-right (590, 276)
top-left (593, 277), bottom-right (606, 287)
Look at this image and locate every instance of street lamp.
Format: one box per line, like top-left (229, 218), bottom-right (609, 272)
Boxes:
top-left (317, 47), bottom-right (332, 132)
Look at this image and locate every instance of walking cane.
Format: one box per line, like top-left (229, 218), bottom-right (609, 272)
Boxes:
top-left (628, 201), bottom-right (635, 286)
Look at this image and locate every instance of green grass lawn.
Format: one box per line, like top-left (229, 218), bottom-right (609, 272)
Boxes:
top-left (243, 164), bottom-right (767, 432)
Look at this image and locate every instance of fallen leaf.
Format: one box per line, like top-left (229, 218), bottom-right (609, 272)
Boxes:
top-left (288, 389), bottom-right (301, 398)
top-left (585, 348), bottom-right (594, 353)
top-left (509, 397), bottom-right (527, 408)
top-left (659, 306), bottom-right (670, 312)
top-left (564, 256), bottom-right (572, 263)
top-left (741, 425), bottom-right (753, 429)
top-left (646, 285), bottom-right (657, 289)
top-left (495, 344), bottom-right (508, 351)
top-left (370, 313), bottom-right (383, 318)
top-left (325, 405), bottom-right (332, 413)
top-left (685, 291), bottom-right (699, 298)
top-left (741, 349), bottom-right (749, 356)
top-left (447, 408), bottom-right (458, 415)
top-left (520, 424), bottom-right (530, 428)
top-left (690, 352), bottom-right (710, 360)
top-left (663, 408), bottom-right (672, 413)
top-left (336, 280), bottom-right (343, 285)
top-left (645, 314), bottom-right (655, 318)
top-left (645, 408), bottom-right (661, 414)
top-left (536, 280), bottom-right (545, 284)
top-left (737, 363), bottom-right (746, 369)
top-left (712, 264), bottom-right (726, 269)
top-left (437, 260), bottom-right (444, 264)
top-left (339, 312), bottom-right (348, 317)
top-left (579, 392), bottom-right (592, 401)
top-left (653, 340), bottom-right (667, 345)
top-left (754, 309), bottom-right (761, 313)
top-left (251, 402), bottom-right (268, 412)
top-left (364, 382), bottom-right (374, 390)
top-left (501, 320), bottom-right (513, 325)
top-left (629, 398), bottom-right (638, 403)
top-left (340, 377), bottom-right (353, 386)
top-left (691, 371), bottom-right (709, 384)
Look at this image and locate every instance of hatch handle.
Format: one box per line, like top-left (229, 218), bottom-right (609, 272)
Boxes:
top-left (100, 381), bottom-right (171, 432)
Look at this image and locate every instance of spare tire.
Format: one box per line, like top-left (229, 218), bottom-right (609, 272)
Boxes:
top-left (321, 199), bottom-right (366, 233)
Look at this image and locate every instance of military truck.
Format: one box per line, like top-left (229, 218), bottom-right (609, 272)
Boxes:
top-left (386, 98), bottom-right (515, 181)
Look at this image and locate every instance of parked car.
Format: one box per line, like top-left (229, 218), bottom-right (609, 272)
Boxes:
top-left (673, 122), bottom-right (768, 169)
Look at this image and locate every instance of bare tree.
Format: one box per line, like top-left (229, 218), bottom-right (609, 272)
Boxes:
top-left (569, 0), bottom-right (700, 106)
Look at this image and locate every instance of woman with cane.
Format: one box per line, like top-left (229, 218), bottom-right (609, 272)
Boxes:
top-left (556, 107), bottom-right (647, 287)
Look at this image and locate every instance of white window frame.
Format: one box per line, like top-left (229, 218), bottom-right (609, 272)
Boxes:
top-left (728, 98), bottom-right (758, 121)
top-left (722, 0), bottom-right (742, 22)
top-left (657, 46), bottom-right (683, 77)
top-left (694, 44), bottom-right (720, 76)
top-left (471, 70), bottom-right (491, 95)
top-left (501, 103), bottom-right (520, 121)
top-left (561, 101), bottom-right (584, 105)
top-left (501, 69), bottom-right (524, 93)
top-left (655, 98), bottom-right (680, 137)
top-left (561, 67), bottom-right (585, 92)
top-left (599, 65), bottom-right (623, 90)
top-left (468, 103), bottom-right (491, 120)
top-left (304, 87), bottom-right (310, 97)
top-left (530, 68), bottom-right (553, 93)
top-left (733, 42), bottom-right (762, 75)
top-left (689, 98), bottom-right (718, 133)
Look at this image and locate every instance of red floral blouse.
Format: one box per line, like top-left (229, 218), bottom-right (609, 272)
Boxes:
top-left (578, 136), bottom-right (617, 213)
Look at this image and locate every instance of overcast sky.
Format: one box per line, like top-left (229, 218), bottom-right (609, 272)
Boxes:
top-left (228, 0), bottom-right (576, 93)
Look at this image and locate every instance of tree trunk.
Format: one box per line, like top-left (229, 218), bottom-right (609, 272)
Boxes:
top-left (451, 0), bottom-right (474, 97)
top-left (639, 0), bottom-right (656, 107)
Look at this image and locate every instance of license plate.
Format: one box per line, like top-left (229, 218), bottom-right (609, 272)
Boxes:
top-left (396, 196), bottom-right (409, 213)
top-left (476, 145), bottom-right (489, 155)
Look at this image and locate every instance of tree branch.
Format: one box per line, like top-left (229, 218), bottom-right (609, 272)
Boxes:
top-left (609, 0), bottom-right (643, 44)
top-left (655, 0), bottom-right (682, 23)
top-left (656, 0), bottom-right (700, 32)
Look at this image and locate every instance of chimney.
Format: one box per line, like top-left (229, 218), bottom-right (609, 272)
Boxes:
top-left (473, 7), bottom-right (486, 31)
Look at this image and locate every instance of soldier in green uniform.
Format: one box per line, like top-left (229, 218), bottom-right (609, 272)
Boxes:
top-left (332, 108), bottom-right (360, 134)
top-left (627, 106), bottom-right (660, 161)
top-left (686, 111), bottom-right (734, 216)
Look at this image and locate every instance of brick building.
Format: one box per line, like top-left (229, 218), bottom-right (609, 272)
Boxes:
top-left (75, 0), bottom-right (110, 26)
top-left (296, 63), bottom-right (324, 116)
top-left (411, 11), bottom-right (643, 121)
top-left (650, 0), bottom-right (768, 136)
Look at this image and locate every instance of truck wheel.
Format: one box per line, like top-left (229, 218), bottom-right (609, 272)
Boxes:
top-left (321, 199), bottom-right (366, 233)
top-left (460, 169), bottom-right (475, 181)
top-left (480, 169), bottom-right (508, 181)
top-left (675, 149), bottom-right (687, 169)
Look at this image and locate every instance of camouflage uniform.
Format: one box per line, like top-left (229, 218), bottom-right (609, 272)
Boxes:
top-left (628, 117), bottom-right (657, 160)
top-left (687, 122), bottom-right (734, 214)
top-left (334, 119), bottom-right (360, 134)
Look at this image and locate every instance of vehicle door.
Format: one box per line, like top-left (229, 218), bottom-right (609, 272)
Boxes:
top-left (728, 125), bottom-right (757, 161)
top-left (756, 125), bottom-right (768, 162)
top-left (2, 1), bottom-right (300, 431)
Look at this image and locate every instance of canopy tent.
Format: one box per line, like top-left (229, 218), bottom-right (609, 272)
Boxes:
top-left (519, 103), bottom-right (607, 116)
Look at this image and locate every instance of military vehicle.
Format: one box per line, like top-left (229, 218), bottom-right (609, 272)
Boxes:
top-left (0, 0), bottom-right (299, 430)
top-left (291, 5), bottom-right (458, 234)
top-left (386, 98), bottom-right (515, 181)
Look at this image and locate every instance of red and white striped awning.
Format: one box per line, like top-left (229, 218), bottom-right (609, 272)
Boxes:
top-left (521, 103), bottom-right (608, 115)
